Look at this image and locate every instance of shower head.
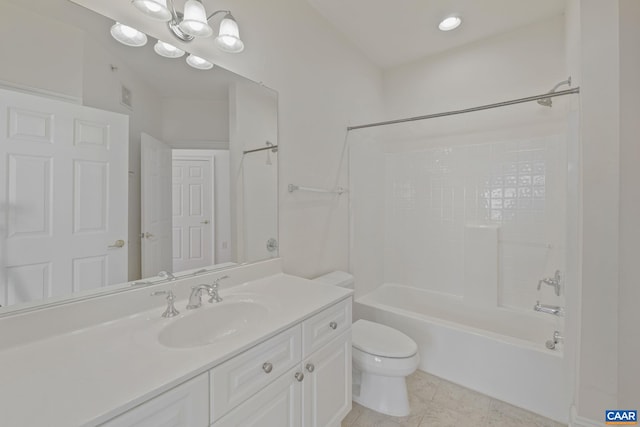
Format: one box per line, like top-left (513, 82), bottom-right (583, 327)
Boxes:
top-left (537, 77), bottom-right (572, 107)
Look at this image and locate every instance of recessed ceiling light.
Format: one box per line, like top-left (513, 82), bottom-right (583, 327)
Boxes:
top-left (438, 16), bottom-right (462, 31)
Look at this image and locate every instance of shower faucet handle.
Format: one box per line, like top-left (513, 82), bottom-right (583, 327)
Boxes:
top-left (537, 270), bottom-right (561, 296)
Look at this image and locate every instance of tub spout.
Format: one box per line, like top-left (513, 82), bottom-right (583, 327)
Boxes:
top-left (534, 301), bottom-right (564, 317)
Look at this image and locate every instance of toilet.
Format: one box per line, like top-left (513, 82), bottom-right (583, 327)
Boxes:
top-left (313, 272), bottom-right (420, 417)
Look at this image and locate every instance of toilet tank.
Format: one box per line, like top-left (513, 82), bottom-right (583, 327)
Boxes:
top-left (313, 271), bottom-right (354, 289)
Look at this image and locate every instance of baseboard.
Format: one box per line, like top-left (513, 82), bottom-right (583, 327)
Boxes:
top-left (570, 406), bottom-right (602, 427)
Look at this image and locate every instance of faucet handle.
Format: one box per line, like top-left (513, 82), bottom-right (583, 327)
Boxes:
top-left (151, 290), bottom-right (180, 318)
top-left (212, 275), bottom-right (230, 288)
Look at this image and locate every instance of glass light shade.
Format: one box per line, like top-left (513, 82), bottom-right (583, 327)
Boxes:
top-left (214, 14), bottom-right (244, 53)
top-left (179, 0), bottom-right (213, 37)
top-left (131, 0), bottom-right (171, 21)
top-left (154, 41), bottom-right (185, 58)
top-left (438, 16), bottom-right (462, 31)
top-left (186, 54), bottom-right (213, 70)
top-left (110, 22), bottom-right (148, 47)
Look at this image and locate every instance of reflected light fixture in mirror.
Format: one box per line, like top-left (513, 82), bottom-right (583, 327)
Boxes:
top-left (110, 22), bottom-right (148, 46)
top-left (186, 53), bottom-right (214, 70)
top-left (154, 40), bottom-right (185, 58)
top-left (131, 0), bottom-right (172, 21)
top-left (132, 0), bottom-right (245, 53)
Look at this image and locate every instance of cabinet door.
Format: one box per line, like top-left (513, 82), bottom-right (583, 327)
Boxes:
top-left (302, 331), bottom-right (352, 427)
top-left (213, 367), bottom-right (302, 427)
top-left (100, 373), bottom-right (209, 427)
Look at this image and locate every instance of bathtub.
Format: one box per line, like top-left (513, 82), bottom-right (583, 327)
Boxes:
top-left (354, 284), bottom-right (568, 423)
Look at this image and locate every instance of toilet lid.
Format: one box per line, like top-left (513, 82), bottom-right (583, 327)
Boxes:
top-left (352, 319), bottom-right (418, 358)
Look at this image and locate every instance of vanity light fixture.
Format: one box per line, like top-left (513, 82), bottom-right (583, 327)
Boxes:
top-left (110, 22), bottom-right (148, 47)
top-left (154, 40), bottom-right (185, 58)
top-left (132, 0), bottom-right (245, 53)
top-left (186, 53), bottom-right (214, 70)
top-left (438, 15), bottom-right (462, 31)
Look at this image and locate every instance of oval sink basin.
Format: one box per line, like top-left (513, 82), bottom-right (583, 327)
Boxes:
top-left (158, 301), bottom-right (269, 348)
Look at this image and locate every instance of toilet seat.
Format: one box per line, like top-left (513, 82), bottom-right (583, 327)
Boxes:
top-left (352, 319), bottom-right (417, 358)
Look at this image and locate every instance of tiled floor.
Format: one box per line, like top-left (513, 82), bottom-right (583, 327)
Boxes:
top-left (341, 370), bottom-right (567, 427)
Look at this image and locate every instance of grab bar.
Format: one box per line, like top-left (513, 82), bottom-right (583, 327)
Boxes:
top-left (288, 184), bottom-right (347, 195)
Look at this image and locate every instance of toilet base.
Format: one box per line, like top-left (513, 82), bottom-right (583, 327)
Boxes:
top-left (352, 368), bottom-right (411, 417)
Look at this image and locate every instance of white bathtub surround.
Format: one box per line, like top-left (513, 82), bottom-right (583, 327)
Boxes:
top-left (0, 260), bottom-right (353, 426)
top-left (463, 224), bottom-right (499, 307)
top-left (355, 284), bottom-right (567, 423)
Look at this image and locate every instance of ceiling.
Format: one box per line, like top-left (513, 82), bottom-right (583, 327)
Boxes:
top-left (305, 0), bottom-right (566, 68)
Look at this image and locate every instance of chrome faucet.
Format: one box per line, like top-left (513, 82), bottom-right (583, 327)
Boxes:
top-left (534, 301), bottom-right (564, 317)
top-left (186, 275), bottom-right (229, 309)
top-left (158, 270), bottom-right (177, 281)
top-left (151, 290), bottom-right (180, 318)
top-left (537, 270), bottom-right (561, 296)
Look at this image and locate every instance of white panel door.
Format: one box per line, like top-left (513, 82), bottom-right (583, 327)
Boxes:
top-left (172, 158), bottom-right (213, 272)
top-left (302, 331), bottom-right (352, 427)
top-left (0, 88), bottom-right (128, 306)
top-left (140, 133), bottom-right (172, 277)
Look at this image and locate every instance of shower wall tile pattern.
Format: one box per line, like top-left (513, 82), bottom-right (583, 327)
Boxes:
top-left (384, 135), bottom-right (566, 310)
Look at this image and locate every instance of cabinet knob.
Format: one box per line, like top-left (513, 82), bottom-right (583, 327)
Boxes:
top-left (329, 321), bottom-right (338, 330)
top-left (305, 363), bottom-right (315, 373)
top-left (262, 362), bottom-right (273, 374)
top-left (294, 372), bottom-right (305, 382)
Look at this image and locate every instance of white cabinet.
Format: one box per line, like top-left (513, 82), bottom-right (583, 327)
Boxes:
top-left (101, 297), bottom-right (352, 427)
top-left (210, 324), bottom-right (302, 422)
top-left (213, 298), bottom-right (352, 427)
top-left (100, 373), bottom-right (209, 427)
top-left (302, 331), bottom-right (351, 427)
top-left (212, 367), bottom-right (302, 427)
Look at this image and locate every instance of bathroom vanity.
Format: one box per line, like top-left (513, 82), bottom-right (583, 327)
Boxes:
top-left (0, 261), bottom-right (352, 427)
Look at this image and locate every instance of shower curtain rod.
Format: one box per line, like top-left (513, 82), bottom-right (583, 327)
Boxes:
top-left (347, 87), bottom-right (580, 131)
top-left (243, 144), bottom-right (278, 155)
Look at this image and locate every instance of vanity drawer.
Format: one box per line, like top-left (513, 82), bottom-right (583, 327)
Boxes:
top-left (302, 297), bottom-right (352, 356)
top-left (210, 324), bottom-right (302, 422)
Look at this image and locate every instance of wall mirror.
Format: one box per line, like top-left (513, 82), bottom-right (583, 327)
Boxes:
top-left (0, 0), bottom-right (279, 313)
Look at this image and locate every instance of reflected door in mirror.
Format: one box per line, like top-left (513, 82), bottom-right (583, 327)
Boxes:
top-left (140, 133), bottom-right (173, 278)
top-left (0, 88), bottom-right (129, 306)
top-left (172, 156), bottom-right (214, 271)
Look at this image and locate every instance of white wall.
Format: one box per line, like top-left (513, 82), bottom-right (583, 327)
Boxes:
top-left (618, 0), bottom-right (640, 410)
top-left (565, 0), bottom-right (621, 422)
top-left (161, 98), bottom-right (228, 144)
top-left (383, 16), bottom-right (567, 120)
top-left (229, 82), bottom-right (279, 263)
top-left (0, 2), bottom-right (83, 100)
top-left (208, 0), bottom-right (384, 277)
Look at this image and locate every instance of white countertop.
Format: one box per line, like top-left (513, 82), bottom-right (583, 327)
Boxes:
top-left (0, 273), bottom-right (352, 427)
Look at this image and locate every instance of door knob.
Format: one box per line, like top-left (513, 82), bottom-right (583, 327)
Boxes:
top-left (294, 372), bottom-right (304, 382)
top-left (109, 240), bottom-right (125, 248)
top-left (200, 220), bottom-right (210, 224)
top-left (305, 363), bottom-right (315, 373)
